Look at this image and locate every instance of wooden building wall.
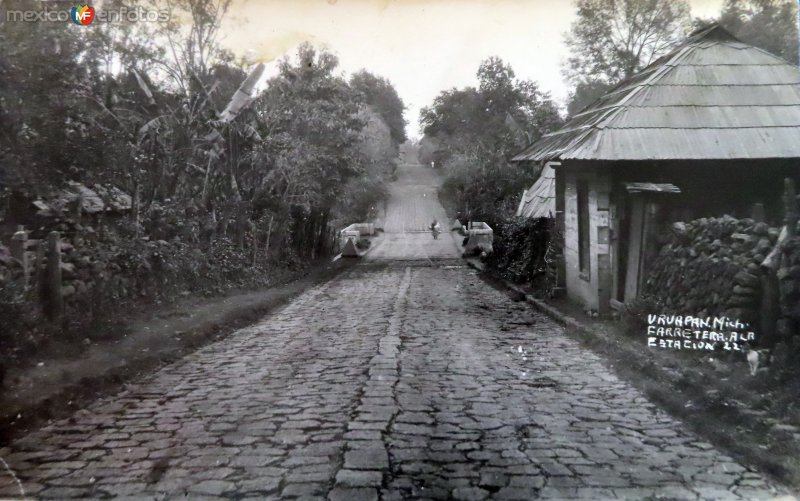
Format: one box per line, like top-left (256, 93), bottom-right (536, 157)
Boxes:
top-left (561, 167), bottom-right (613, 314)
top-left (556, 159), bottom-right (795, 315)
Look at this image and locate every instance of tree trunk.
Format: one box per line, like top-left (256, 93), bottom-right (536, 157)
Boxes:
top-left (252, 220), bottom-right (259, 268)
top-left (317, 211), bottom-right (330, 257)
top-left (133, 182), bottom-right (141, 239)
top-left (46, 231), bottom-right (63, 321)
top-left (264, 215), bottom-right (274, 260)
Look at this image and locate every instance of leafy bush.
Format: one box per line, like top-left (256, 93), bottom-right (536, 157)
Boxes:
top-left (333, 174), bottom-right (388, 226)
top-left (485, 216), bottom-right (556, 291)
top-left (0, 271), bottom-right (43, 358)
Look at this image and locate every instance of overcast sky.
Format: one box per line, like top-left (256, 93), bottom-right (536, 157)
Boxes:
top-left (220, 0), bottom-right (724, 139)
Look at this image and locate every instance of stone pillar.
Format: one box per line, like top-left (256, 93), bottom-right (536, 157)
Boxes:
top-left (778, 178), bottom-right (799, 340)
top-left (761, 272), bottom-right (780, 345)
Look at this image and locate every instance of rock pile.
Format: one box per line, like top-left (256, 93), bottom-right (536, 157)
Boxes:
top-left (644, 216), bottom-right (779, 326)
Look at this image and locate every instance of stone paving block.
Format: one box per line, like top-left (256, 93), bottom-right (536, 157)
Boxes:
top-left (347, 440), bottom-right (385, 451)
top-left (451, 486), bottom-right (490, 500)
top-left (188, 480), bottom-right (237, 496)
top-left (344, 430), bottom-right (383, 441)
top-left (508, 475), bottom-right (545, 489)
top-left (284, 455), bottom-right (329, 466)
top-left (494, 486), bottom-right (539, 500)
top-left (570, 487), bottom-right (618, 499)
top-left (281, 482), bottom-right (328, 497)
top-left (335, 469), bottom-right (383, 487)
top-left (287, 471), bottom-right (332, 483)
top-left (0, 264), bottom-right (792, 500)
top-left (344, 446), bottom-right (389, 470)
top-left (546, 475), bottom-right (585, 488)
top-left (328, 486), bottom-right (378, 501)
top-left (539, 461), bottom-right (574, 477)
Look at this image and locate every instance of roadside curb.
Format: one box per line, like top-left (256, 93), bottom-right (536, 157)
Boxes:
top-left (464, 257), bottom-right (800, 493)
top-left (463, 257), bottom-right (586, 334)
top-left (462, 256), bottom-right (722, 396)
top-left (0, 259), bottom-right (354, 442)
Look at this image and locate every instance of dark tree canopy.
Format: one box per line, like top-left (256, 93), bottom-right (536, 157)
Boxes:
top-left (717, 0), bottom-right (799, 64)
top-left (566, 79), bottom-right (614, 117)
top-left (350, 70), bottom-right (407, 145)
top-left (254, 43), bottom-right (366, 211)
top-left (421, 57), bottom-right (562, 158)
top-left (0, 0), bottom-right (388, 259)
top-left (420, 87), bottom-right (484, 147)
top-left (564, 0), bottom-right (691, 86)
top-left (419, 57), bottom-right (563, 222)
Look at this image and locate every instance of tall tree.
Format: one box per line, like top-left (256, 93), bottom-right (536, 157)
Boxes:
top-left (564, 0), bottom-right (691, 87)
top-left (420, 57), bottom-right (563, 222)
top-left (718, 0), bottom-right (798, 64)
top-left (350, 70), bottom-right (407, 145)
top-left (253, 43), bottom-right (365, 213)
top-left (566, 79), bottom-right (614, 117)
top-left (0, 0), bottom-right (104, 191)
top-left (421, 57), bottom-right (561, 164)
top-left (358, 107), bottom-right (395, 176)
top-left (156, 0), bottom-right (233, 97)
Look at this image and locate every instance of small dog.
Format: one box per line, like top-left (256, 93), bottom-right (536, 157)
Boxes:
top-left (742, 343), bottom-right (770, 376)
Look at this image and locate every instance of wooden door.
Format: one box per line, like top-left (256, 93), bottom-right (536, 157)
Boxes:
top-left (611, 199), bottom-right (628, 307)
top-left (623, 197), bottom-right (646, 303)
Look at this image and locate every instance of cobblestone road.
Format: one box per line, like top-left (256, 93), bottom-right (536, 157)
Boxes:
top-left (0, 163), bottom-right (791, 500)
top-left (369, 163), bottom-right (462, 261)
top-left (0, 262), bottom-right (789, 500)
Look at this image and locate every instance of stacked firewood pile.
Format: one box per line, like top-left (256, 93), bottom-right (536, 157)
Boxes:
top-left (644, 215), bottom-right (779, 325)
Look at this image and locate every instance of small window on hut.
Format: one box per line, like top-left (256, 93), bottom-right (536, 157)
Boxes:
top-left (577, 180), bottom-right (590, 278)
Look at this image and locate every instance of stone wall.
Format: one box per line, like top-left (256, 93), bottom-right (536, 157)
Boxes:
top-left (643, 215), bottom-right (779, 326)
top-left (0, 227), bottom-right (291, 369)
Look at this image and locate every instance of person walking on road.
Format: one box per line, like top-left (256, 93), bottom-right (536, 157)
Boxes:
top-left (430, 219), bottom-right (442, 240)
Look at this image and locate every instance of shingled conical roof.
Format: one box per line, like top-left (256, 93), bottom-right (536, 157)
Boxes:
top-left (513, 25), bottom-right (800, 163)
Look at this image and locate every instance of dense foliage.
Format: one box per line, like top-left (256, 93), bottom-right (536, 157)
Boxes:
top-left (718, 0), bottom-right (799, 65)
top-left (0, 0), bottom-right (402, 249)
top-left (350, 70), bottom-right (407, 146)
top-left (563, 0), bottom-right (691, 116)
top-left (565, 0), bottom-right (692, 86)
top-left (485, 217), bottom-right (560, 294)
top-left (420, 58), bottom-right (562, 225)
top-left (563, 0), bottom-right (798, 117)
top-left (0, 0), bottom-right (403, 369)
